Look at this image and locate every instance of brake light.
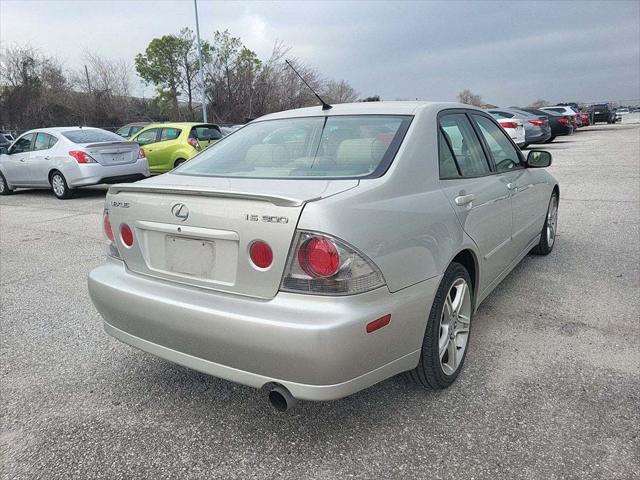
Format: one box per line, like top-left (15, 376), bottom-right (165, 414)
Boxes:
top-left (528, 119), bottom-right (543, 126)
top-left (103, 212), bottom-right (114, 242)
top-left (137, 148), bottom-right (145, 159)
top-left (281, 231), bottom-right (385, 295)
top-left (298, 237), bottom-right (340, 277)
top-left (249, 241), bottom-right (273, 269)
top-left (187, 137), bottom-right (201, 150)
top-left (559, 117), bottom-right (570, 125)
top-left (69, 150), bottom-right (97, 164)
top-left (500, 121), bottom-right (519, 129)
top-left (120, 223), bottom-right (134, 247)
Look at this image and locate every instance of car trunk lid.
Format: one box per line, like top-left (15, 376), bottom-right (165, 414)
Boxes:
top-left (82, 141), bottom-right (139, 165)
top-left (106, 175), bottom-right (358, 299)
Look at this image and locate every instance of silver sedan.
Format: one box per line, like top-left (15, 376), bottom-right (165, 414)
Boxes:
top-left (88, 102), bottom-right (559, 410)
top-left (0, 127), bottom-right (149, 199)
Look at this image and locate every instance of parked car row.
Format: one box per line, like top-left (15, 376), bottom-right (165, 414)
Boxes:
top-left (0, 122), bottom-right (224, 198)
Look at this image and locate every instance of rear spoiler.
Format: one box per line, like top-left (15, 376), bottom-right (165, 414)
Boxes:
top-left (84, 141), bottom-right (138, 149)
top-left (108, 183), bottom-right (313, 207)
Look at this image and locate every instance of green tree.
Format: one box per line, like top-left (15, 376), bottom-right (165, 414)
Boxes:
top-left (135, 34), bottom-right (184, 116)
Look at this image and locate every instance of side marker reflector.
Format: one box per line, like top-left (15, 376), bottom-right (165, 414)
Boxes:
top-left (366, 314), bottom-right (392, 333)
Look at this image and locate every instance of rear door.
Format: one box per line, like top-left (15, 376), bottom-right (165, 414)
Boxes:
top-left (3, 133), bottom-right (35, 184)
top-left (438, 111), bottom-right (514, 288)
top-left (133, 128), bottom-right (163, 171)
top-left (29, 132), bottom-right (58, 185)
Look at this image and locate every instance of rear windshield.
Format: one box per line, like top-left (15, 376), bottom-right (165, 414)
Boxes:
top-left (175, 115), bottom-right (412, 179)
top-left (62, 129), bottom-right (124, 144)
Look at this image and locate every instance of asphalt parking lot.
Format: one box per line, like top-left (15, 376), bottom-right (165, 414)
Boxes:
top-left (1, 123), bottom-right (639, 479)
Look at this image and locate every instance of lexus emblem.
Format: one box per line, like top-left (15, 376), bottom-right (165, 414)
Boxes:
top-left (171, 203), bottom-right (189, 221)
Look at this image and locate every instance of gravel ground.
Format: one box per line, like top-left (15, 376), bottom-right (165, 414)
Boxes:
top-left (1, 124), bottom-right (639, 480)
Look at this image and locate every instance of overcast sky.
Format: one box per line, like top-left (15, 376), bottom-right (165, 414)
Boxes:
top-left (1, 0), bottom-right (639, 107)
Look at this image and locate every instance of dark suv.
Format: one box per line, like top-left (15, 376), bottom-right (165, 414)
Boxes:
top-left (589, 104), bottom-right (616, 124)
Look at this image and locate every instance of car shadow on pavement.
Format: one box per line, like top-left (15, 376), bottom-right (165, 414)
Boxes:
top-left (10, 186), bottom-right (108, 199)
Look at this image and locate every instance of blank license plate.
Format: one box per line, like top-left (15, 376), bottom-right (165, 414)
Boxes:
top-left (165, 236), bottom-right (215, 277)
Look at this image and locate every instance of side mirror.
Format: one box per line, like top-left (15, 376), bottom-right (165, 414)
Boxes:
top-left (527, 150), bottom-right (552, 168)
top-left (0, 146), bottom-right (8, 155)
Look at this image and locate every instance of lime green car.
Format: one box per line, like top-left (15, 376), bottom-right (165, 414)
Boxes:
top-left (130, 122), bottom-right (223, 174)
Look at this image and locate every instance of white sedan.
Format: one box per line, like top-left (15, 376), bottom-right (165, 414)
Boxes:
top-left (0, 127), bottom-right (149, 199)
top-left (495, 117), bottom-right (526, 147)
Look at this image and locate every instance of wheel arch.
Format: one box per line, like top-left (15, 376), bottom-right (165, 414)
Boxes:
top-left (450, 248), bottom-right (479, 301)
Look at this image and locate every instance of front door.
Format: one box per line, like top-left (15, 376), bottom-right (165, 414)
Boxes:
top-left (438, 112), bottom-right (514, 288)
top-left (4, 133), bottom-right (35, 184)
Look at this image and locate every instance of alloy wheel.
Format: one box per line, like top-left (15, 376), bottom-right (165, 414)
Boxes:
top-left (438, 278), bottom-right (472, 375)
top-left (52, 174), bottom-right (65, 197)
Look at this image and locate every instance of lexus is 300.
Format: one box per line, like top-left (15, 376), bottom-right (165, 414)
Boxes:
top-left (88, 102), bottom-right (559, 410)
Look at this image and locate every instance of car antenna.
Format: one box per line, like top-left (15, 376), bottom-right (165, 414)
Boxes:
top-left (285, 59), bottom-right (332, 110)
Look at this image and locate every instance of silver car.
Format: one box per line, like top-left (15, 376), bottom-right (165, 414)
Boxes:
top-left (0, 127), bottom-right (150, 199)
top-left (88, 102), bottom-right (559, 410)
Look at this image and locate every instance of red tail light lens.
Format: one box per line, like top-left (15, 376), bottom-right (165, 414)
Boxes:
top-left (103, 213), bottom-right (114, 242)
top-left (281, 231), bottom-right (385, 295)
top-left (559, 117), bottom-right (570, 125)
top-left (298, 237), bottom-right (340, 277)
top-left (500, 121), bottom-right (519, 129)
top-left (120, 223), bottom-right (134, 247)
top-left (528, 119), bottom-right (543, 126)
top-left (249, 241), bottom-right (273, 268)
top-left (138, 148), bottom-right (145, 159)
top-left (187, 137), bottom-right (201, 150)
top-left (69, 150), bottom-right (97, 164)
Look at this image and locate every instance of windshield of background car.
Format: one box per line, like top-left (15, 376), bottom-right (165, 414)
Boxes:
top-left (62, 129), bottom-right (125, 144)
top-left (175, 115), bottom-right (413, 179)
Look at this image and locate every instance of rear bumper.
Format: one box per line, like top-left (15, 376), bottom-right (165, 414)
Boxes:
top-left (69, 158), bottom-right (150, 187)
top-left (88, 259), bottom-right (439, 401)
top-left (551, 124), bottom-right (573, 136)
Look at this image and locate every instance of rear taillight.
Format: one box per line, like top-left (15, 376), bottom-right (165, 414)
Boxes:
top-left (137, 148), bottom-right (145, 159)
top-left (103, 212), bottom-right (114, 242)
top-left (559, 117), bottom-right (570, 125)
top-left (120, 223), bottom-right (134, 247)
top-left (500, 121), bottom-right (519, 129)
top-left (280, 231), bottom-right (385, 296)
top-left (187, 137), bottom-right (201, 150)
top-left (528, 119), bottom-right (543, 126)
top-left (103, 211), bottom-right (120, 259)
top-left (69, 150), bottom-right (97, 164)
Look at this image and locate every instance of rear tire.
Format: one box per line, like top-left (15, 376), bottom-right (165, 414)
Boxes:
top-left (174, 158), bottom-right (187, 168)
top-left (544, 136), bottom-right (556, 144)
top-left (50, 171), bottom-right (73, 199)
top-left (532, 192), bottom-right (559, 255)
top-left (408, 262), bottom-right (473, 390)
top-left (0, 172), bottom-right (13, 195)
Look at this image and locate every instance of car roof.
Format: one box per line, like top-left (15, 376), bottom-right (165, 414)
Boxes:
top-left (256, 101), bottom-right (474, 121)
top-left (18, 126), bottom-right (111, 136)
top-left (142, 122), bottom-right (220, 129)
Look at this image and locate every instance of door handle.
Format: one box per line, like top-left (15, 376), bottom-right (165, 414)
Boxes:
top-left (19, 158), bottom-right (25, 162)
top-left (44, 156), bottom-right (50, 160)
top-left (507, 183), bottom-right (517, 191)
top-left (454, 194), bottom-right (475, 206)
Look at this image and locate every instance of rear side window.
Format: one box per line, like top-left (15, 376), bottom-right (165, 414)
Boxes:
top-left (9, 133), bottom-right (35, 154)
top-left (489, 111), bottom-right (514, 119)
top-left (62, 129), bottom-right (123, 144)
top-left (135, 128), bottom-right (160, 146)
top-left (439, 114), bottom-right (490, 177)
top-left (438, 129), bottom-right (460, 178)
top-left (472, 115), bottom-right (522, 173)
top-left (544, 108), bottom-right (565, 114)
top-left (161, 128), bottom-right (181, 141)
top-left (33, 133), bottom-right (52, 151)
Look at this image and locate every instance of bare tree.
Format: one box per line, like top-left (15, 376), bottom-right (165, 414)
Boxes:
top-left (529, 99), bottom-right (550, 108)
top-left (457, 89), bottom-right (483, 107)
